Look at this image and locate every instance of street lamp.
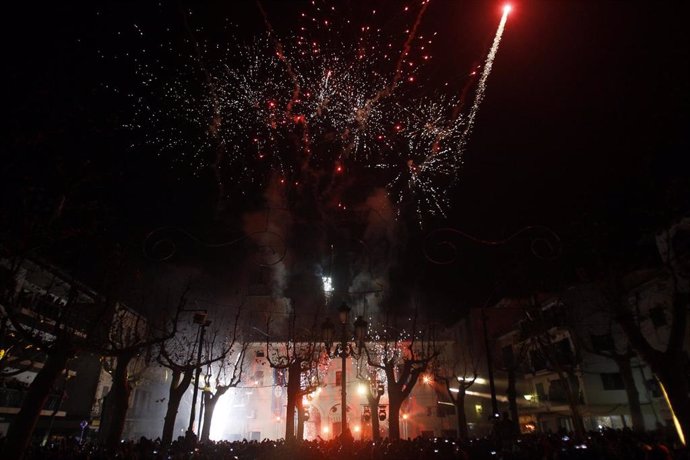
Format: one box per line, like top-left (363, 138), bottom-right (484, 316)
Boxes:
top-left (320, 303), bottom-right (368, 437)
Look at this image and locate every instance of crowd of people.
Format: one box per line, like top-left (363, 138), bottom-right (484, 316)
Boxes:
top-left (4, 427), bottom-right (687, 460)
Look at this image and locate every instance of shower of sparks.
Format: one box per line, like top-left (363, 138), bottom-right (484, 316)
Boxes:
top-left (118, 1), bottom-right (509, 224)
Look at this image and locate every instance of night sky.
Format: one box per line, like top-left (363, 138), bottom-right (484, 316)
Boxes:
top-left (4, 1), bottom-right (689, 321)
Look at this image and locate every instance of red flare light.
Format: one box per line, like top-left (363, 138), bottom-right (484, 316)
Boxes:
top-left (503, 4), bottom-right (512, 14)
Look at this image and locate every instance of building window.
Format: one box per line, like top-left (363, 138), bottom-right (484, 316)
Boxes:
top-left (601, 373), bottom-right (625, 390)
top-left (475, 404), bottom-right (483, 415)
top-left (535, 382), bottom-right (547, 401)
top-left (335, 371), bottom-right (342, 386)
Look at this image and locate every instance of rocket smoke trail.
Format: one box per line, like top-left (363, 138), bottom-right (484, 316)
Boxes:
top-left (460, 5), bottom-right (511, 148)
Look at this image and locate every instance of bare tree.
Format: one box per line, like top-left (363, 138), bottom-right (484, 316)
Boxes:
top-left (604, 268), bottom-right (689, 441)
top-left (562, 284), bottom-right (646, 433)
top-left (199, 308), bottom-right (248, 443)
top-left (365, 314), bottom-right (439, 440)
top-left (521, 298), bottom-right (586, 440)
top-left (96, 287), bottom-right (195, 450)
top-left (434, 322), bottom-right (482, 441)
top-left (355, 357), bottom-right (386, 442)
top-left (157, 312), bottom-right (235, 447)
top-left (265, 311), bottom-right (324, 441)
top-left (0, 258), bottom-right (186, 459)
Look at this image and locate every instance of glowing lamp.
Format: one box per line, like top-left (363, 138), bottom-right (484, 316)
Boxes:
top-left (423, 375), bottom-right (432, 384)
top-left (353, 425), bottom-right (361, 433)
top-left (322, 426), bottom-right (330, 434)
top-left (357, 383), bottom-right (367, 396)
top-left (402, 413), bottom-right (409, 420)
top-left (377, 383), bottom-right (385, 396)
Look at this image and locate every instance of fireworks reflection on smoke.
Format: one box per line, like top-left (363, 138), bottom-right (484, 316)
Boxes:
top-left (122, 1), bottom-right (510, 224)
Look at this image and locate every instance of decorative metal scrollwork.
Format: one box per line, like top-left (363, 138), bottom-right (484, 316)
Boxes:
top-left (143, 226), bottom-right (287, 266)
top-left (423, 225), bottom-right (562, 265)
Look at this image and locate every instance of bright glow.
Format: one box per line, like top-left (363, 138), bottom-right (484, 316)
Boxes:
top-left (322, 276), bottom-right (334, 293)
top-left (357, 383), bottom-right (367, 396)
top-left (275, 416), bottom-right (281, 422)
top-left (402, 413), bottom-right (409, 420)
top-left (322, 426), bottom-right (330, 434)
top-left (467, 390), bottom-right (508, 403)
top-left (457, 376), bottom-right (487, 385)
top-left (523, 394), bottom-right (533, 401)
top-left (659, 379), bottom-right (687, 446)
top-left (503, 4), bottom-right (512, 14)
top-left (210, 389), bottom-right (241, 440)
top-left (353, 425), bottom-right (361, 433)
top-left (422, 375), bottom-right (431, 384)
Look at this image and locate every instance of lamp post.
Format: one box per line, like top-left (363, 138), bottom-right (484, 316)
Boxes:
top-left (321, 303), bottom-right (367, 436)
top-left (186, 311), bottom-right (212, 440)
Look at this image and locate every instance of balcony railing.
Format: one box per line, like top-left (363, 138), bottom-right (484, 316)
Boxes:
top-left (0, 388), bottom-right (61, 411)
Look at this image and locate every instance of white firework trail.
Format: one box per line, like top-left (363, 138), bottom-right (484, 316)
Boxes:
top-left (460, 5), bottom-right (511, 147)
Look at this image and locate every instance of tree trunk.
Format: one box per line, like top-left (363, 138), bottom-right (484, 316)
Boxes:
top-left (563, 376), bottom-right (586, 440)
top-left (616, 356), bottom-right (645, 432)
top-left (296, 396), bottom-right (305, 441)
top-left (506, 368), bottom-right (520, 434)
top-left (2, 347), bottom-right (71, 460)
top-left (284, 363), bottom-right (301, 441)
top-left (388, 396), bottom-right (402, 441)
top-left (102, 353), bottom-right (134, 449)
top-left (368, 397), bottom-right (381, 442)
top-left (455, 391), bottom-right (468, 441)
top-left (200, 394), bottom-right (217, 443)
top-left (284, 389), bottom-right (297, 441)
top-left (161, 369), bottom-right (193, 447)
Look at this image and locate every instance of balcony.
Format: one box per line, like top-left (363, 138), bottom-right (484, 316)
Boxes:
top-left (0, 387), bottom-right (64, 415)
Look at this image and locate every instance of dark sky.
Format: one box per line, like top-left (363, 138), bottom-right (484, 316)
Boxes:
top-left (4, 1), bottom-right (689, 319)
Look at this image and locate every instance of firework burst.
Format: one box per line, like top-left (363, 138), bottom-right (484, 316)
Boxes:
top-left (121, 1), bottom-right (509, 224)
